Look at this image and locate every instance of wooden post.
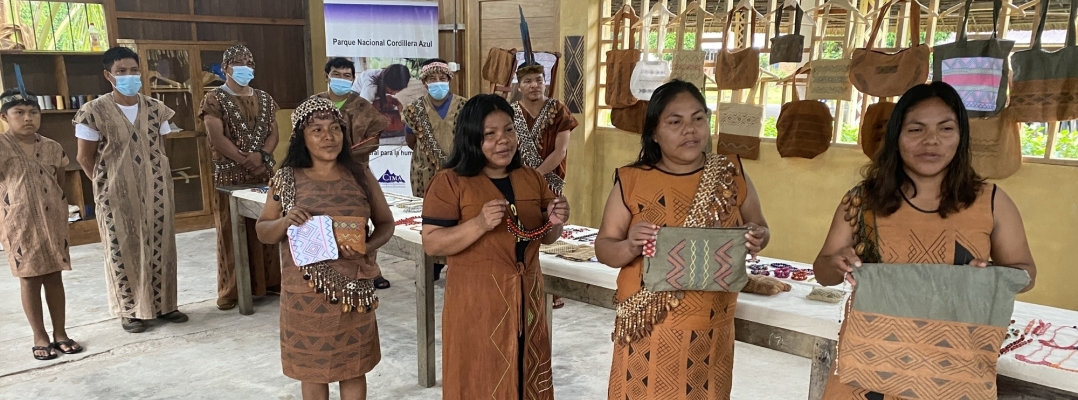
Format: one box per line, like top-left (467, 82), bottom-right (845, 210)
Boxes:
top-left (230, 195), bottom-right (254, 315)
top-left (414, 244), bottom-right (436, 387)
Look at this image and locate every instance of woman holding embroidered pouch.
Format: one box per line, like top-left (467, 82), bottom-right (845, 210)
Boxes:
top-left (256, 97), bottom-right (394, 400)
top-left (813, 82), bottom-right (1036, 400)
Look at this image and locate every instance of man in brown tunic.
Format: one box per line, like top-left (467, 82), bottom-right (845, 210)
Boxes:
top-left (511, 63), bottom-right (578, 196)
top-left (200, 44), bottom-right (281, 310)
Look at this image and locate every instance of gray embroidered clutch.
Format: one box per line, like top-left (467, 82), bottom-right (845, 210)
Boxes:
top-left (643, 227), bottom-right (749, 292)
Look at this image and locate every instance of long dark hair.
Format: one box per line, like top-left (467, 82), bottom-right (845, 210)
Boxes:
top-left (443, 94), bottom-right (522, 177)
top-left (371, 64), bottom-right (411, 112)
top-left (281, 117), bottom-right (372, 200)
top-left (629, 80), bottom-right (709, 168)
top-left (861, 81), bottom-right (984, 218)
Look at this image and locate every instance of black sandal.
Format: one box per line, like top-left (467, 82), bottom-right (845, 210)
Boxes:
top-left (52, 339), bottom-right (83, 355)
top-left (33, 345), bottom-right (57, 361)
top-left (374, 276), bottom-right (391, 290)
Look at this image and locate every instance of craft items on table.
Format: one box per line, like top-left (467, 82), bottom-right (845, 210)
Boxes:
top-left (806, 287), bottom-right (846, 303)
top-left (287, 215), bottom-right (339, 266)
top-left (1009, 0), bottom-right (1078, 123)
top-left (1006, 319), bottom-right (1078, 373)
top-left (931, 0), bottom-right (1013, 117)
top-left (394, 216), bottom-right (421, 226)
top-left (848, 0), bottom-right (931, 98)
top-left (250, 186), bottom-right (269, 194)
top-left (394, 200), bottom-right (424, 214)
top-left (837, 263), bottom-right (1030, 399)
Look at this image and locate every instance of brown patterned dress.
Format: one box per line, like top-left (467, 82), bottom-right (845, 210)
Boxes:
top-left (822, 184), bottom-right (995, 399)
top-left (0, 134), bottom-right (71, 277)
top-left (402, 94), bottom-right (467, 197)
top-left (607, 157), bottom-right (748, 400)
top-left (199, 87), bottom-right (282, 302)
top-left (279, 168), bottom-right (381, 383)
top-left (422, 167), bottom-right (555, 400)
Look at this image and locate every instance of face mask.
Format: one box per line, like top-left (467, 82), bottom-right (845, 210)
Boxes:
top-left (230, 66), bottom-right (255, 86)
top-left (329, 77), bottom-right (354, 96)
top-left (112, 74), bottom-right (142, 97)
top-left (427, 82), bottom-right (450, 101)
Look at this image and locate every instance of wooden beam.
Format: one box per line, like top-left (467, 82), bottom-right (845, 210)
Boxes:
top-left (103, 0), bottom-right (119, 48)
top-left (114, 11), bottom-right (305, 26)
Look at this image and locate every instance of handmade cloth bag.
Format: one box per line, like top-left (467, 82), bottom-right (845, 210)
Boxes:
top-left (629, 10), bottom-right (672, 101)
top-left (969, 108), bottom-right (1022, 179)
top-left (605, 9), bottom-right (642, 109)
top-left (838, 263), bottom-right (1030, 399)
top-left (860, 101), bottom-right (896, 159)
top-left (849, 0), bottom-right (930, 98)
top-left (806, 10), bottom-right (854, 100)
top-left (769, 5), bottom-right (805, 64)
top-left (777, 71), bottom-right (834, 158)
top-left (716, 84), bottom-right (764, 159)
top-left (668, 10), bottom-right (709, 90)
top-left (932, 0), bottom-right (1014, 117)
top-left (482, 47), bottom-right (517, 87)
top-left (332, 216), bottom-right (368, 254)
top-left (288, 215), bottom-right (339, 266)
top-left (1009, 0), bottom-right (1078, 122)
top-left (715, 8), bottom-right (761, 90)
top-left (611, 100), bottom-right (649, 134)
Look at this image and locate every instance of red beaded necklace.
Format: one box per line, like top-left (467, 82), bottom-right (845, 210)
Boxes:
top-left (505, 203), bottom-right (552, 241)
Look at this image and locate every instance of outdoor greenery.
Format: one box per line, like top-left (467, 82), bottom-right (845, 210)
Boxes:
top-left (11, 1), bottom-right (108, 52)
top-left (1022, 123), bottom-right (1078, 159)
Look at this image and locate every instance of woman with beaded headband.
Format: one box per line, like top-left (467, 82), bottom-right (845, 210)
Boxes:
top-left (402, 58), bottom-right (469, 282)
top-left (595, 81), bottom-right (773, 400)
top-left (200, 44), bottom-right (283, 311)
top-left (421, 94), bottom-right (569, 400)
top-left (813, 82), bottom-right (1037, 400)
top-left (1, 89), bottom-right (83, 360)
top-left (256, 97), bottom-right (394, 400)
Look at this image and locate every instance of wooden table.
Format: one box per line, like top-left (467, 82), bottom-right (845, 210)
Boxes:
top-left (221, 188), bottom-right (1078, 397)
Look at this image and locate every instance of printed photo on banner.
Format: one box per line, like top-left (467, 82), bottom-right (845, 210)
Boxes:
top-left (323, 0), bottom-right (438, 146)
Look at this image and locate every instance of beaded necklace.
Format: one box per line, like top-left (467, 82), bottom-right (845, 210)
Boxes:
top-left (505, 203), bottom-right (553, 241)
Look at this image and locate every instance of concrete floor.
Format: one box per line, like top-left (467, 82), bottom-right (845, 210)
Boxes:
top-left (0, 229), bottom-right (811, 400)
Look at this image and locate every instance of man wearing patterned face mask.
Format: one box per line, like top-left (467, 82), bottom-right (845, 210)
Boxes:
top-left (199, 44), bottom-right (283, 311)
top-left (401, 59), bottom-right (468, 281)
top-left (73, 46), bottom-right (187, 333)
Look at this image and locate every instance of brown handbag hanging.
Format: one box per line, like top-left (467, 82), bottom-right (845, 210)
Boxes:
top-left (860, 101), bottom-right (896, 159)
top-left (715, 7), bottom-right (761, 90)
top-left (482, 47), bottom-right (517, 89)
top-left (777, 67), bottom-right (835, 158)
top-left (848, 0), bottom-right (930, 98)
top-left (969, 108), bottom-right (1022, 179)
top-left (611, 100), bottom-right (649, 134)
top-left (605, 7), bottom-right (642, 109)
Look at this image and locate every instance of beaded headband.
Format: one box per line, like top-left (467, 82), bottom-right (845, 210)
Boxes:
top-left (0, 93), bottom-right (37, 108)
top-left (291, 97), bottom-right (345, 133)
top-left (515, 63), bottom-right (545, 79)
top-left (419, 62), bottom-right (453, 81)
top-left (223, 44), bottom-right (254, 66)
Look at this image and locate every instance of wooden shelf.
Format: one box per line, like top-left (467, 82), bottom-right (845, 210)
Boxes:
top-left (42, 109), bottom-right (78, 114)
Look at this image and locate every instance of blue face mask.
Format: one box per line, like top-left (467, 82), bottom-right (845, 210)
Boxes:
top-left (230, 66), bottom-right (255, 86)
top-left (329, 77), bottom-right (354, 96)
top-left (427, 82), bottom-right (450, 101)
top-left (112, 74), bottom-right (142, 97)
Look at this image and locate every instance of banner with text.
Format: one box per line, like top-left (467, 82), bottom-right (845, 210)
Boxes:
top-left (324, 0), bottom-right (439, 59)
top-left (369, 145), bottom-right (414, 197)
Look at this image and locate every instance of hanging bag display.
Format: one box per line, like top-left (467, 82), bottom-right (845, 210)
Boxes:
top-left (1010, 0), bottom-right (1078, 123)
top-left (716, 84), bottom-right (764, 159)
top-left (860, 101), bottom-right (896, 159)
top-left (629, 8), bottom-right (673, 102)
top-left (611, 100), bottom-right (649, 134)
top-left (605, 7), bottom-right (642, 109)
top-left (715, 8), bottom-right (761, 90)
top-left (969, 109), bottom-right (1022, 179)
top-left (769, 5), bottom-right (805, 64)
top-left (667, 3), bottom-right (711, 90)
top-left (806, 10), bottom-right (854, 100)
top-left (932, 0), bottom-right (1014, 117)
top-left (848, 0), bottom-right (930, 98)
top-left (777, 68), bottom-right (834, 158)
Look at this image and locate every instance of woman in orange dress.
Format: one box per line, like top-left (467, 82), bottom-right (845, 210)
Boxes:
top-left (813, 82), bottom-right (1037, 399)
top-left (595, 80), bottom-right (771, 400)
top-left (421, 94), bottom-right (569, 399)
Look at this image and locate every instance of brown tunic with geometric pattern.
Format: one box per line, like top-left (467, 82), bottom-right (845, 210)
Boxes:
top-left (279, 168), bottom-right (381, 383)
top-left (608, 156), bottom-right (747, 400)
top-left (0, 133), bottom-right (71, 277)
top-left (402, 94), bottom-right (467, 197)
top-left (822, 184), bottom-right (995, 400)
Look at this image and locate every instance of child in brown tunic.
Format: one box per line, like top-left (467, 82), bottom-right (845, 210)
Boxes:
top-left (0, 89), bottom-right (82, 360)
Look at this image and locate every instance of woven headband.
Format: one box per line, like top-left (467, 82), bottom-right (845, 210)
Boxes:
top-left (0, 93), bottom-right (38, 108)
top-left (291, 97), bottom-right (344, 133)
top-left (420, 62), bottom-right (453, 81)
top-left (223, 45), bottom-right (254, 66)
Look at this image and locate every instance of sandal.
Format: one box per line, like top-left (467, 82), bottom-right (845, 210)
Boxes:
top-left (32, 345), bottom-right (57, 361)
top-left (374, 276), bottom-right (391, 290)
top-left (52, 339), bottom-right (83, 355)
top-left (552, 296), bottom-right (565, 309)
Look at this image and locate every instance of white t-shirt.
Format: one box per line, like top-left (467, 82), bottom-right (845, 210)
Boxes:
top-left (353, 68), bottom-right (382, 103)
top-left (75, 103), bottom-right (172, 141)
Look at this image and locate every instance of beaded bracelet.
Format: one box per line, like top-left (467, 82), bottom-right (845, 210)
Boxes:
top-left (395, 216), bottom-right (421, 226)
top-left (1000, 335), bottom-right (1032, 355)
top-left (791, 269), bottom-right (809, 281)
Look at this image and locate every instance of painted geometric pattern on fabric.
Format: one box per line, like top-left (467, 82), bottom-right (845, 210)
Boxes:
top-left (663, 239), bottom-right (737, 290)
top-left (563, 36), bottom-right (585, 114)
top-left (525, 275), bottom-right (554, 399)
top-left (288, 215), bottom-right (338, 266)
top-left (838, 310), bottom-right (1004, 400)
top-left (634, 189), bottom-right (693, 228)
top-left (941, 57), bottom-right (1004, 112)
top-left (280, 291), bottom-right (380, 383)
top-left (1009, 78), bottom-right (1078, 122)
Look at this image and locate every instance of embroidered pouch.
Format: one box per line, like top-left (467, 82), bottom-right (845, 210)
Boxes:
top-left (837, 263), bottom-right (1030, 399)
top-left (643, 226), bottom-right (749, 292)
top-left (333, 216), bottom-right (368, 254)
top-left (287, 215), bottom-right (339, 266)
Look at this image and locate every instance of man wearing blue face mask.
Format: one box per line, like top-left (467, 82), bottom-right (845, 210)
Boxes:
top-left (314, 57), bottom-right (386, 164)
top-left (73, 46), bottom-right (187, 333)
top-left (199, 44), bottom-right (283, 311)
top-left (401, 58), bottom-right (468, 281)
